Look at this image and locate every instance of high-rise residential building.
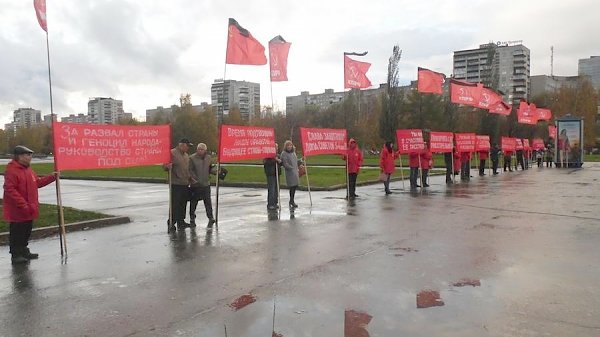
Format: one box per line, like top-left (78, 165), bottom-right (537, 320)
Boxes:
top-left (43, 114), bottom-right (57, 126)
top-left (453, 41), bottom-right (530, 104)
top-left (211, 80), bottom-right (260, 121)
top-left (87, 97), bottom-right (124, 124)
top-left (145, 103), bottom-right (209, 122)
top-left (530, 75), bottom-right (581, 98)
top-left (4, 107), bottom-right (42, 135)
top-left (285, 85), bottom-right (389, 114)
top-left (578, 56), bottom-right (600, 89)
top-left (62, 113), bottom-right (92, 124)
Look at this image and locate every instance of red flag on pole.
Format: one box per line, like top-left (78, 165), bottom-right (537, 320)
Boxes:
top-left (517, 101), bottom-right (538, 124)
top-left (450, 79), bottom-right (482, 107)
top-left (536, 108), bottom-right (552, 121)
top-left (488, 100), bottom-right (512, 116)
top-left (33, 0), bottom-right (47, 32)
top-left (226, 18), bottom-right (267, 65)
top-left (344, 55), bottom-right (372, 89)
top-left (477, 87), bottom-right (502, 109)
top-left (417, 67), bottom-right (445, 94)
top-left (268, 35), bottom-right (291, 81)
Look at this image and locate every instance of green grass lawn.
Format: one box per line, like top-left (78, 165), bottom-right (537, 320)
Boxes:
top-left (0, 201), bottom-right (112, 233)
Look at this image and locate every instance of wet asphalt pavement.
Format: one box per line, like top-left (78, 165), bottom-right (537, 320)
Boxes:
top-left (1, 164), bottom-right (600, 337)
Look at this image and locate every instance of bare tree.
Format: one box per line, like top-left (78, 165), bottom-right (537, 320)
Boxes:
top-left (379, 45), bottom-right (403, 142)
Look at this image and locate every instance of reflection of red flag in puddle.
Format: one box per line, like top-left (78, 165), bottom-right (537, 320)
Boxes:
top-left (344, 310), bottom-right (372, 337)
top-left (417, 67), bottom-right (445, 94)
top-left (269, 35), bottom-right (291, 81)
top-left (344, 55), bottom-right (372, 89)
top-left (226, 18), bottom-right (267, 65)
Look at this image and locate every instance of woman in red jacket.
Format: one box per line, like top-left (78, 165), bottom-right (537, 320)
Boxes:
top-left (419, 144), bottom-right (433, 187)
top-left (342, 138), bottom-right (363, 199)
top-left (379, 141), bottom-right (398, 194)
top-left (3, 145), bottom-right (57, 264)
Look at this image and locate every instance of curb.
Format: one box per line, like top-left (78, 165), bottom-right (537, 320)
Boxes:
top-left (0, 216), bottom-right (131, 246)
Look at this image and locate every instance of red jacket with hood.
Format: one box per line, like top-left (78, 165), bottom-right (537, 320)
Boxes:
top-left (379, 146), bottom-right (398, 174)
top-left (343, 138), bottom-right (363, 174)
top-left (3, 159), bottom-right (55, 222)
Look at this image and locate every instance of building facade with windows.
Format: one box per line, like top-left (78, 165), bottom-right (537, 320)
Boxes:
top-left (87, 97), bottom-right (125, 124)
top-left (211, 80), bottom-right (260, 121)
top-left (578, 56), bottom-right (600, 90)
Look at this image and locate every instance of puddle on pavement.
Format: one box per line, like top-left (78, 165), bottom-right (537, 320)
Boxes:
top-left (229, 294), bottom-right (257, 311)
top-left (452, 278), bottom-right (481, 287)
top-left (416, 290), bottom-right (445, 309)
top-left (344, 310), bottom-right (372, 337)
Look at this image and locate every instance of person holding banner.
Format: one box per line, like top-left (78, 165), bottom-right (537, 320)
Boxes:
top-left (478, 150), bottom-right (488, 176)
top-left (444, 151), bottom-right (453, 184)
top-left (503, 150), bottom-right (513, 172)
top-left (164, 138), bottom-right (193, 232)
top-left (409, 151), bottom-right (420, 189)
top-left (342, 138), bottom-right (363, 199)
top-left (379, 141), bottom-right (398, 194)
top-left (516, 149), bottom-right (525, 171)
top-left (263, 144), bottom-right (282, 210)
top-left (453, 149), bottom-right (461, 177)
top-left (189, 143), bottom-right (217, 229)
top-left (4, 145), bottom-right (57, 264)
top-left (419, 143), bottom-right (432, 187)
top-left (460, 152), bottom-right (471, 181)
top-left (281, 140), bottom-right (300, 208)
top-left (491, 144), bottom-right (501, 175)
top-left (546, 145), bottom-right (554, 167)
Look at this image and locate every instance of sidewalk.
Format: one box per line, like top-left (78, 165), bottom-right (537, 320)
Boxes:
top-left (1, 165), bottom-right (599, 336)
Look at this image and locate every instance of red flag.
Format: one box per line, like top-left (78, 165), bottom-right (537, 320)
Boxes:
top-left (52, 122), bottom-right (171, 171)
top-left (344, 55), bottom-right (372, 89)
top-left (548, 125), bottom-right (557, 139)
top-left (536, 108), bottom-right (552, 121)
top-left (226, 18), bottom-right (267, 65)
top-left (488, 100), bottom-right (512, 116)
top-left (268, 35), bottom-right (291, 82)
top-left (33, 0), bottom-right (47, 32)
top-left (218, 125), bottom-right (276, 162)
top-left (417, 67), bottom-right (445, 94)
top-left (300, 127), bottom-right (347, 157)
top-left (396, 129), bottom-right (425, 154)
top-left (477, 87), bottom-right (502, 109)
top-left (517, 101), bottom-right (538, 124)
top-left (429, 131), bottom-right (454, 153)
top-left (450, 79), bottom-right (482, 107)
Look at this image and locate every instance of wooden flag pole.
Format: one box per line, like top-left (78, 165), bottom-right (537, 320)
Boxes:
top-left (215, 162), bottom-right (221, 229)
top-left (55, 175), bottom-right (67, 255)
top-left (168, 169), bottom-right (173, 232)
top-left (399, 154), bottom-right (405, 190)
top-left (451, 153), bottom-right (456, 183)
top-left (488, 151), bottom-right (492, 176)
top-left (304, 158), bottom-right (313, 206)
top-left (345, 154), bottom-right (350, 199)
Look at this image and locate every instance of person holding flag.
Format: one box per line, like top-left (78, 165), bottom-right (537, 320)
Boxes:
top-left (164, 138), bottom-right (193, 232)
top-left (342, 139), bottom-right (363, 199)
top-left (263, 143), bottom-right (282, 210)
top-left (4, 145), bottom-right (57, 264)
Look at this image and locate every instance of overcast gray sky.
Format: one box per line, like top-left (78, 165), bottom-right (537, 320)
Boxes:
top-left (1, 0), bottom-right (598, 127)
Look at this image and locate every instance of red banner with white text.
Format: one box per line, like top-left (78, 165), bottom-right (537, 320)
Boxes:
top-left (218, 124), bottom-right (276, 162)
top-left (300, 127), bottom-right (347, 157)
top-left (475, 135), bottom-right (490, 152)
top-left (532, 138), bottom-right (545, 150)
top-left (517, 101), bottom-right (538, 124)
top-left (429, 131), bottom-right (454, 153)
top-left (501, 137), bottom-right (516, 152)
top-left (396, 129), bottom-right (425, 154)
top-left (52, 122), bottom-right (171, 171)
top-left (477, 87), bottom-right (502, 110)
top-left (523, 139), bottom-right (531, 150)
top-left (455, 133), bottom-right (476, 152)
top-left (515, 138), bottom-right (524, 151)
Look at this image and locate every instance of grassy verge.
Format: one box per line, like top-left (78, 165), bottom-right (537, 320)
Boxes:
top-left (0, 201), bottom-right (112, 233)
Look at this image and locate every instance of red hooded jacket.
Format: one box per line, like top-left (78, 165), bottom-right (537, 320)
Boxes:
top-left (379, 146), bottom-right (398, 174)
top-left (343, 139), bottom-right (363, 174)
top-left (420, 150), bottom-right (433, 169)
top-left (3, 159), bottom-right (55, 222)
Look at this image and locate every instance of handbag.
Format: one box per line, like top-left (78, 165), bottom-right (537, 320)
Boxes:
top-left (298, 165), bottom-right (306, 177)
top-left (379, 172), bottom-right (387, 182)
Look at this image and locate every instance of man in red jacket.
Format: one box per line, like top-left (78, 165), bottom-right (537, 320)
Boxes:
top-left (342, 138), bottom-right (363, 199)
top-left (3, 145), bottom-right (57, 264)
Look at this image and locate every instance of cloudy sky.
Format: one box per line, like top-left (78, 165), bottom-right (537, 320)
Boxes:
top-left (1, 0), bottom-right (599, 127)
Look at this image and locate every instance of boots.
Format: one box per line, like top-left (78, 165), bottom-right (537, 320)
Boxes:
top-left (23, 247), bottom-right (39, 259)
top-left (11, 248), bottom-right (29, 265)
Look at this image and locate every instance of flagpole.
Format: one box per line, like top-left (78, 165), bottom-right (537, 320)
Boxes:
top-left (399, 154), bottom-right (405, 190)
top-left (44, 22), bottom-right (66, 256)
top-left (304, 158), bottom-right (313, 206)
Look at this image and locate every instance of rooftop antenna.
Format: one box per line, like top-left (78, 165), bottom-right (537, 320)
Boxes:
top-left (550, 46), bottom-right (554, 77)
